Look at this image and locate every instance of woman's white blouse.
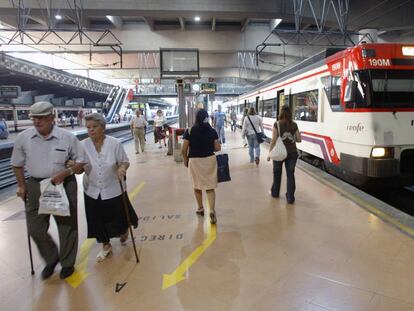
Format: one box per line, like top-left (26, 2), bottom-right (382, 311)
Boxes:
top-left (242, 115), bottom-right (263, 135)
top-left (154, 115), bottom-right (166, 127)
top-left (82, 136), bottom-right (129, 200)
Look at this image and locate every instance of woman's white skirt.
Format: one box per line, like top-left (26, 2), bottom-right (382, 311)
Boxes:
top-left (188, 155), bottom-right (217, 190)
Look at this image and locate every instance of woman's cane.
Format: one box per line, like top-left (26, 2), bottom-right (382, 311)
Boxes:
top-left (118, 179), bottom-right (140, 263)
top-left (23, 194), bottom-right (35, 275)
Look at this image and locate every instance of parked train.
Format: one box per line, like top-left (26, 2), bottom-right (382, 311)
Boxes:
top-left (224, 43), bottom-right (414, 188)
top-left (0, 104), bottom-right (83, 132)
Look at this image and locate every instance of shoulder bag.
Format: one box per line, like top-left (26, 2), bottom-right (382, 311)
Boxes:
top-left (247, 116), bottom-right (266, 144)
top-left (270, 122), bottom-right (287, 161)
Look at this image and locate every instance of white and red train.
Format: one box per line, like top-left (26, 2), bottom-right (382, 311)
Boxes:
top-left (225, 43), bottom-right (414, 187)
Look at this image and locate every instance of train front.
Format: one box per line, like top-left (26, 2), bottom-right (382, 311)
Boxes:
top-left (340, 43), bottom-right (414, 186)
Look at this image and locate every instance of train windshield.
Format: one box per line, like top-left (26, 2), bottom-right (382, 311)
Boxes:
top-left (355, 70), bottom-right (414, 108)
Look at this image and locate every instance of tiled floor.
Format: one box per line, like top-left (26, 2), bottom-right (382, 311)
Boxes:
top-left (1, 129), bottom-right (414, 311)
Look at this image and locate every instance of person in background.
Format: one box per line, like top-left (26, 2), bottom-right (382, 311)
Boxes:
top-left (130, 109), bottom-right (148, 154)
top-left (242, 107), bottom-right (263, 165)
top-left (230, 109), bottom-right (237, 132)
top-left (267, 105), bottom-right (301, 204)
top-left (213, 105), bottom-right (227, 145)
top-left (73, 113), bottom-right (138, 262)
top-left (241, 108), bottom-right (249, 148)
top-left (154, 109), bottom-right (167, 148)
top-left (69, 114), bottom-right (75, 129)
top-left (182, 109), bottom-right (221, 224)
top-left (11, 101), bottom-right (86, 280)
top-left (78, 109), bottom-right (84, 127)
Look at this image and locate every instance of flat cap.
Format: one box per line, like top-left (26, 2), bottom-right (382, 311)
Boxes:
top-left (29, 102), bottom-right (54, 117)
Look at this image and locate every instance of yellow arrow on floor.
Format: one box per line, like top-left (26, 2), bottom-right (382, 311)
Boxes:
top-left (162, 222), bottom-right (217, 290)
top-left (66, 181), bottom-right (145, 288)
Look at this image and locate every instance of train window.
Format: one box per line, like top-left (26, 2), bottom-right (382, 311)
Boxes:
top-left (262, 98), bottom-right (276, 118)
top-left (321, 75), bottom-right (343, 111)
top-left (17, 110), bottom-right (30, 120)
top-left (291, 90), bottom-right (319, 122)
top-left (0, 110), bottom-right (14, 121)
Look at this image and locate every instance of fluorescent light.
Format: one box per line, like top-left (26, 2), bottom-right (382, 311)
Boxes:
top-left (402, 46), bottom-right (414, 56)
top-left (270, 18), bottom-right (282, 30)
top-left (55, 14), bottom-right (62, 20)
top-left (0, 23), bottom-right (4, 29)
top-left (194, 16), bottom-right (201, 22)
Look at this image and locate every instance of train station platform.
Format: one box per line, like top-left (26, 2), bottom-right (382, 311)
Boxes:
top-left (1, 129), bottom-right (414, 311)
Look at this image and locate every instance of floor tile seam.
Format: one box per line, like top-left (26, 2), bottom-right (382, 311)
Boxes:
top-left (304, 272), bottom-right (379, 296)
top-left (308, 301), bottom-right (335, 311)
top-left (370, 292), bottom-right (414, 307)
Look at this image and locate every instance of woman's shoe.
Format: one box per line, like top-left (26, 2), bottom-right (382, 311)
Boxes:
top-left (210, 212), bottom-right (217, 224)
top-left (196, 207), bottom-right (204, 216)
top-left (120, 230), bottom-right (129, 244)
top-left (255, 157), bottom-right (260, 165)
top-left (96, 244), bottom-right (112, 262)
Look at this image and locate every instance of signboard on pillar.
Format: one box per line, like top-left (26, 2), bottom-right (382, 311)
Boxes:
top-left (160, 49), bottom-right (200, 79)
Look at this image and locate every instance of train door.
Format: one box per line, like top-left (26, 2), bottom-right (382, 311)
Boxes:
top-left (277, 90), bottom-right (285, 119)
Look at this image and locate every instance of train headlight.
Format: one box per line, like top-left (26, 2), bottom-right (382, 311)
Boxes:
top-left (371, 147), bottom-right (394, 158)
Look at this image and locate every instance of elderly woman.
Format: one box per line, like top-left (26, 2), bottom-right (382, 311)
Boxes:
top-left (79, 113), bottom-right (138, 261)
top-left (182, 109), bottom-right (221, 224)
top-left (153, 109), bottom-right (167, 149)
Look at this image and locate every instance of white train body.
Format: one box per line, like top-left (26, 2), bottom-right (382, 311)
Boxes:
top-left (225, 44), bottom-right (414, 187)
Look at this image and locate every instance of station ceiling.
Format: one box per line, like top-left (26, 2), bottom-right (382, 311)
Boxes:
top-left (0, 0), bottom-right (414, 88)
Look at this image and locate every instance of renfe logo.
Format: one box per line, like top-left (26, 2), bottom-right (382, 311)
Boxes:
top-left (347, 123), bottom-right (364, 134)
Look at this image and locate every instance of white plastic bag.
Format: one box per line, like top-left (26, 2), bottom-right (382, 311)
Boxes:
top-left (270, 122), bottom-right (287, 161)
top-left (38, 178), bottom-right (70, 216)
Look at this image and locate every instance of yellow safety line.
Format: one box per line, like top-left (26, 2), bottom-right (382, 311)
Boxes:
top-left (162, 201), bottom-right (217, 290)
top-left (298, 164), bottom-right (414, 237)
top-left (66, 181), bottom-right (145, 288)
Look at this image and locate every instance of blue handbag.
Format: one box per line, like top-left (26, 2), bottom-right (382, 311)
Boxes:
top-left (216, 153), bottom-right (231, 183)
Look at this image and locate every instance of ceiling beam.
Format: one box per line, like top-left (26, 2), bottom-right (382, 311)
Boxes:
top-left (143, 16), bottom-right (154, 31)
top-left (241, 18), bottom-right (250, 32)
top-left (178, 17), bottom-right (185, 31)
top-left (212, 17), bottom-right (216, 31)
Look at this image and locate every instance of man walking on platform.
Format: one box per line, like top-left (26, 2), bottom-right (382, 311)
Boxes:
top-left (11, 102), bottom-right (86, 280)
top-left (213, 105), bottom-right (227, 145)
top-left (230, 109), bottom-right (237, 132)
top-left (130, 109), bottom-right (148, 154)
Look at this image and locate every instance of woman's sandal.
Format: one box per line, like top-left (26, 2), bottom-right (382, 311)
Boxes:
top-left (96, 244), bottom-right (112, 262)
top-left (196, 207), bottom-right (204, 216)
top-left (120, 231), bottom-right (129, 244)
top-left (210, 212), bottom-right (217, 224)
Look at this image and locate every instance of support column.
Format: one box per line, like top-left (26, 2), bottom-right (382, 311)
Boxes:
top-left (177, 79), bottom-right (186, 128)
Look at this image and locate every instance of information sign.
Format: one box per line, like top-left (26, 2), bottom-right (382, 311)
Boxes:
top-left (0, 86), bottom-right (21, 98)
top-left (200, 83), bottom-right (216, 94)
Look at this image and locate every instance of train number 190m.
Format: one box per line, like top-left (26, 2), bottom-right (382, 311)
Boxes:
top-left (368, 58), bottom-right (391, 66)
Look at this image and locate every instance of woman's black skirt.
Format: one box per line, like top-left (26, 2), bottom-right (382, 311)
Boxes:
top-left (84, 192), bottom-right (139, 243)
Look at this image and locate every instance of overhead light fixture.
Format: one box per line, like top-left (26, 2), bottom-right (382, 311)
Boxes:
top-left (270, 18), bottom-right (282, 30)
top-left (194, 16), bottom-right (201, 22)
top-left (55, 14), bottom-right (62, 20)
top-left (0, 23), bottom-right (4, 29)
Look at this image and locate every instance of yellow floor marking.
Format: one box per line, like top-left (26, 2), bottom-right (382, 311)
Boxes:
top-left (300, 165), bottom-right (414, 238)
top-left (162, 221), bottom-right (217, 290)
top-left (65, 239), bottom-right (95, 288)
top-left (66, 181), bottom-right (145, 288)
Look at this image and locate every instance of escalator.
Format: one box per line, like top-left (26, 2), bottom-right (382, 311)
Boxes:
top-left (105, 87), bottom-right (127, 123)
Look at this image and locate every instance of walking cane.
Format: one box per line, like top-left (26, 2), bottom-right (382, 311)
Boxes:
top-left (23, 194), bottom-right (35, 275)
top-left (118, 179), bottom-right (140, 263)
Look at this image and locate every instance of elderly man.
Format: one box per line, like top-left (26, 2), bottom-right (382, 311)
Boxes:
top-left (11, 102), bottom-right (86, 280)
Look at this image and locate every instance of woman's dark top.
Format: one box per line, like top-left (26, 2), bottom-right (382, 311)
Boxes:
top-left (183, 124), bottom-right (218, 158)
top-left (274, 120), bottom-right (299, 154)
